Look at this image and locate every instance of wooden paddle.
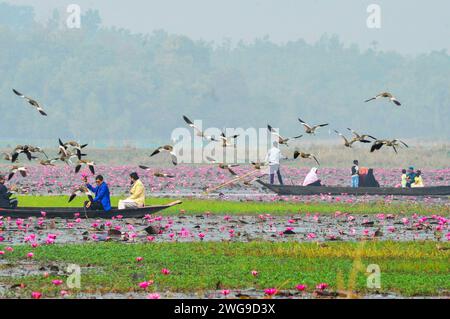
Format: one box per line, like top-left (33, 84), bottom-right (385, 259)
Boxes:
top-left (204, 170), bottom-right (262, 194)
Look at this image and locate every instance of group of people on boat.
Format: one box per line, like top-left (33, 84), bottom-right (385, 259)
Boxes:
top-left (82, 172), bottom-right (145, 212)
top-left (0, 172), bottom-right (146, 212)
top-left (401, 167), bottom-right (424, 188)
top-left (264, 143), bottom-right (426, 189)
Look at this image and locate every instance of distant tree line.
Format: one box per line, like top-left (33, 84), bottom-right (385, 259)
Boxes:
top-left (0, 2), bottom-right (449, 147)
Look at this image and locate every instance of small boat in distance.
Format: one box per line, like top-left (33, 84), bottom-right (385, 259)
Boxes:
top-left (0, 200), bottom-right (182, 219)
top-left (256, 180), bottom-right (450, 197)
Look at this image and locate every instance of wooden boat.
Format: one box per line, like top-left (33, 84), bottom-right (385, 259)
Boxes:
top-left (256, 180), bottom-right (450, 197)
top-left (0, 200), bottom-right (182, 219)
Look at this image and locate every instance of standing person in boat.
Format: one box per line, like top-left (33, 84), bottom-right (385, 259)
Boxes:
top-left (302, 167), bottom-right (322, 186)
top-left (83, 174), bottom-right (111, 212)
top-left (118, 172), bottom-right (145, 209)
top-left (351, 160), bottom-right (359, 188)
top-left (406, 167), bottom-right (416, 188)
top-left (0, 175), bottom-right (18, 209)
top-left (411, 170), bottom-right (424, 188)
top-left (364, 169), bottom-right (380, 187)
top-left (265, 141), bottom-right (284, 185)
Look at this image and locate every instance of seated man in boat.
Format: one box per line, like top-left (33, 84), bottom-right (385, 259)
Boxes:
top-left (411, 170), bottom-right (424, 188)
top-left (302, 167), bottom-right (322, 186)
top-left (0, 175), bottom-right (18, 209)
top-left (83, 175), bottom-right (111, 212)
top-left (118, 172), bottom-right (145, 209)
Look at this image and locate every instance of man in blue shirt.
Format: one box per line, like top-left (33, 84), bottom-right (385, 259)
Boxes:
top-left (83, 174), bottom-right (111, 212)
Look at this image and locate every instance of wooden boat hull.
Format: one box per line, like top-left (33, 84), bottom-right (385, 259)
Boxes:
top-left (256, 180), bottom-right (450, 197)
top-left (0, 201), bottom-right (182, 219)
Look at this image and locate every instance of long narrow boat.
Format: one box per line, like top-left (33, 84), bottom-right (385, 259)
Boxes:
top-left (0, 200), bottom-right (182, 219)
top-left (256, 180), bottom-right (450, 197)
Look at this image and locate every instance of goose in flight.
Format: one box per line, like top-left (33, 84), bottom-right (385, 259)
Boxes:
top-left (365, 92), bottom-right (401, 106)
top-left (334, 130), bottom-right (354, 148)
top-left (150, 145), bottom-right (178, 166)
top-left (298, 118), bottom-right (329, 135)
top-left (293, 150), bottom-right (320, 166)
top-left (218, 132), bottom-right (239, 148)
top-left (68, 185), bottom-right (92, 203)
top-left (183, 115), bottom-right (217, 142)
top-left (11, 145), bottom-right (36, 163)
top-left (346, 128), bottom-right (376, 144)
top-left (12, 89), bottom-right (48, 116)
top-left (370, 139), bottom-right (409, 153)
top-left (75, 159), bottom-right (96, 175)
top-left (39, 158), bottom-right (58, 166)
top-left (205, 156), bottom-right (240, 175)
top-left (8, 165), bottom-right (27, 181)
top-left (267, 125), bottom-right (302, 146)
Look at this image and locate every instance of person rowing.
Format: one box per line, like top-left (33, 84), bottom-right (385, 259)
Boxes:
top-left (83, 174), bottom-right (111, 212)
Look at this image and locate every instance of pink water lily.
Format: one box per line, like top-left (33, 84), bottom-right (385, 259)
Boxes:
top-left (27, 252), bottom-right (34, 259)
top-left (161, 268), bottom-right (170, 275)
top-left (316, 283), bottom-right (329, 291)
top-left (139, 281), bottom-right (153, 289)
top-left (136, 257), bottom-right (143, 262)
top-left (264, 288), bottom-right (278, 296)
top-left (221, 289), bottom-right (230, 296)
top-left (31, 291), bottom-right (42, 299)
top-left (296, 284), bottom-right (307, 291)
top-left (52, 279), bottom-right (63, 286)
top-left (251, 270), bottom-right (258, 277)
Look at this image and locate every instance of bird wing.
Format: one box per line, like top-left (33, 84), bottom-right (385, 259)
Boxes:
top-left (205, 156), bottom-right (217, 163)
top-left (139, 165), bottom-right (151, 170)
top-left (170, 153), bottom-right (178, 166)
top-left (298, 118), bottom-right (312, 130)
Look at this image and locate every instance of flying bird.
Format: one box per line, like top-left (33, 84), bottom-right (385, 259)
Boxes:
top-left (267, 125), bottom-right (302, 146)
top-left (365, 92), bottom-right (401, 106)
top-left (183, 115), bottom-right (217, 142)
top-left (218, 132), bottom-right (239, 148)
top-left (150, 145), bottom-right (178, 166)
top-left (205, 156), bottom-right (239, 175)
top-left (370, 139), bottom-right (409, 153)
top-left (39, 158), bottom-right (58, 166)
top-left (153, 172), bottom-right (176, 178)
top-left (8, 165), bottom-right (27, 181)
top-left (298, 118), bottom-right (329, 135)
top-left (293, 150), bottom-right (320, 166)
top-left (334, 130), bottom-right (354, 148)
top-left (346, 128), bottom-right (376, 144)
top-left (12, 89), bottom-right (48, 116)
top-left (11, 145), bottom-right (35, 163)
top-left (75, 160), bottom-right (96, 175)
top-left (68, 185), bottom-right (92, 203)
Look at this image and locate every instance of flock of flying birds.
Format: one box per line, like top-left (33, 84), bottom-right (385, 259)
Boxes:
top-left (3, 88), bottom-right (408, 193)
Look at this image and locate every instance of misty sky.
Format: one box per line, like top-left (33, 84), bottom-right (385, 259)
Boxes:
top-left (4, 0), bottom-right (450, 54)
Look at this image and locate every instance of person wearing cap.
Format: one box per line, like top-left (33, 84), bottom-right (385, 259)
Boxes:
top-left (118, 172), bottom-right (145, 209)
top-left (406, 167), bottom-right (416, 188)
top-left (0, 175), bottom-right (18, 209)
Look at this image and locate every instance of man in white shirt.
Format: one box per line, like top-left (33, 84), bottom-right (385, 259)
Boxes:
top-left (265, 141), bottom-right (284, 185)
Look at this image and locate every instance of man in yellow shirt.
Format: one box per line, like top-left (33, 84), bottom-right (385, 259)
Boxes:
top-left (118, 172), bottom-right (145, 209)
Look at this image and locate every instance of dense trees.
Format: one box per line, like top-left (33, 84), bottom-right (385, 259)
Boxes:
top-left (1, 3), bottom-right (449, 147)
